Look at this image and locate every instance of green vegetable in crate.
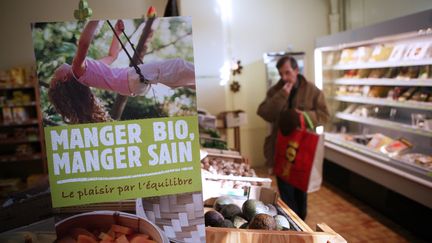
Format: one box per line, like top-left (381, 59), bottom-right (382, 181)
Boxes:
top-left (274, 215), bottom-right (290, 230)
top-left (205, 210), bottom-right (224, 227)
top-left (242, 199), bottom-right (268, 220)
top-left (232, 216), bottom-right (248, 228)
top-left (213, 196), bottom-right (235, 212)
top-left (220, 219), bottom-right (235, 228)
top-left (265, 204), bottom-right (277, 216)
top-left (248, 213), bottom-right (277, 230)
top-left (220, 204), bottom-right (242, 220)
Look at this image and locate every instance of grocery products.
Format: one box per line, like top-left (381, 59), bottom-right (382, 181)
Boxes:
top-left (396, 153), bottom-right (432, 171)
top-left (369, 44), bottom-right (394, 62)
top-left (381, 138), bottom-right (412, 156)
top-left (204, 197), bottom-right (291, 231)
top-left (366, 133), bottom-right (394, 151)
top-left (201, 157), bottom-right (256, 177)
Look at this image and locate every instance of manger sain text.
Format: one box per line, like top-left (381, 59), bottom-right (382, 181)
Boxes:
top-left (50, 120), bottom-right (194, 176)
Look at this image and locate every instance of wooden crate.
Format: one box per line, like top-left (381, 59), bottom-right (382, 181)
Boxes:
top-left (204, 187), bottom-right (347, 243)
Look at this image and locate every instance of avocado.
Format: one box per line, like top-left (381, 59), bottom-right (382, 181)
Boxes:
top-left (242, 199), bottom-right (268, 221)
top-left (274, 215), bottom-right (290, 230)
top-left (239, 223), bottom-right (249, 229)
top-left (213, 196), bottom-right (235, 212)
top-left (248, 213), bottom-right (277, 230)
top-left (265, 204), bottom-right (277, 216)
top-left (232, 215), bottom-right (248, 228)
top-left (220, 204), bottom-right (242, 220)
top-left (204, 210), bottom-right (224, 227)
top-left (220, 219), bottom-right (235, 228)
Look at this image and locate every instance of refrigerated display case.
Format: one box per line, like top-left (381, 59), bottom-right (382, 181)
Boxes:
top-left (314, 9), bottom-right (432, 208)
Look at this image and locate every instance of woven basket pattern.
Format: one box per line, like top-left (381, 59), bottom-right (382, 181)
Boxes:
top-left (141, 191), bottom-right (205, 243)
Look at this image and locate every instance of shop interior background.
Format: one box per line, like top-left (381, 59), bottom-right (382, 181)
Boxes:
top-left (1, 0), bottom-right (432, 168)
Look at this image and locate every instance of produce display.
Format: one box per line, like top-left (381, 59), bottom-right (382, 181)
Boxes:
top-left (201, 157), bottom-right (256, 177)
top-left (57, 225), bottom-right (155, 243)
top-left (204, 196), bottom-right (291, 231)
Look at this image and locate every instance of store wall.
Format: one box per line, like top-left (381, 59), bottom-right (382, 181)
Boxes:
top-left (345, 0), bottom-right (432, 30)
top-left (0, 0), bottom-right (167, 69)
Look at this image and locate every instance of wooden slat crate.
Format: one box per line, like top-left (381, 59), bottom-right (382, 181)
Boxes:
top-left (204, 187), bottom-right (347, 243)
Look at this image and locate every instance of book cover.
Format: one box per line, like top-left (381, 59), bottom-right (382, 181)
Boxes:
top-left (32, 16), bottom-right (205, 243)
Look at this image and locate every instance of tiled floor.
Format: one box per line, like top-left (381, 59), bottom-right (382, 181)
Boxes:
top-left (254, 167), bottom-right (424, 243)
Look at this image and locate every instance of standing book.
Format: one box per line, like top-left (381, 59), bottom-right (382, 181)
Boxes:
top-left (32, 15), bottom-right (205, 243)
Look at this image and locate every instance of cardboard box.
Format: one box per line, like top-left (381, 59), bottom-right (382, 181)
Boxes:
top-left (218, 110), bottom-right (248, 128)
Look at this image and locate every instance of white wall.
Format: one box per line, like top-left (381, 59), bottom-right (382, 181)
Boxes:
top-left (345, 0), bottom-right (432, 30)
top-left (180, 0), bottom-right (227, 115)
top-left (0, 0), bottom-right (167, 70)
top-left (231, 0), bottom-right (329, 167)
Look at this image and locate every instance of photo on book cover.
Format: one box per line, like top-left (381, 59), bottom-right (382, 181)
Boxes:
top-left (32, 16), bottom-right (205, 243)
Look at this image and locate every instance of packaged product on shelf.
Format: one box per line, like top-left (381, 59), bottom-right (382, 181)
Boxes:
top-left (398, 87), bottom-right (418, 101)
top-left (381, 138), bottom-right (412, 156)
top-left (15, 144), bottom-right (34, 155)
top-left (395, 66), bottom-right (410, 79)
top-left (343, 69), bottom-right (358, 78)
top-left (366, 133), bottom-right (394, 151)
top-left (388, 44), bottom-right (406, 61)
top-left (407, 66), bottom-right (421, 78)
top-left (0, 70), bottom-right (9, 87)
top-left (2, 107), bottom-right (13, 123)
top-left (407, 42), bottom-right (430, 60)
top-left (358, 69), bottom-right (371, 78)
top-left (12, 107), bottom-right (29, 123)
top-left (383, 67), bottom-right (400, 78)
top-left (351, 105), bottom-right (372, 117)
top-left (339, 48), bottom-right (357, 64)
top-left (411, 113), bottom-right (428, 129)
top-left (410, 89), bottom-right (429, 102)
top-left (387, 87), bottom-right (408, 100)
top-left (352, 134), bottom-right (373, 145)
top-left (369, 44), bottom-right (393, 62)
top-left (396, 153), bottom-right (432, 171)
top-left (9, 67), bottom-right (26, 85)
top-left (368, 68), bottom-right (388, 78)
top-left (367, 86), bottom-right (392, 98)
top-left (342, 104), bottom-right (358, 114)
top-left (354, 46), bottom-right (373, 63)
top-left (346, 85), bottom-right (363, 96)
top-left (362, 86), bottom-right (371, 96)
top-left (418, 65), bottom-right (430, 79)
top-left (324, 52), bottom-right (335, 66)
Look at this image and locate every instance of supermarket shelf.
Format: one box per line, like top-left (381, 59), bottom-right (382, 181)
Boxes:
top-left (0, 101), bottom-right (37, 108)
top-left (333, 78), bottom-right (432, 86)
top-left (329, 59), bottom-right (432, 70)
top-left (335, 112), bottom-right (432, 137)
top-left (0, 84), bottom-right (34, 90)
top-left (334, 96), bottom-right (432, 110)
top-left (325, 134), bottom-right (432, 179)
top-left (0, 137), bottom-right (39, 145)
top-left (0, 153), bottom-right (42, 162)
top-left (324, 135), bottom-right (432, 207)
top-left (0, 119), bottom-right (39, 127)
